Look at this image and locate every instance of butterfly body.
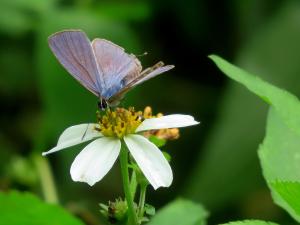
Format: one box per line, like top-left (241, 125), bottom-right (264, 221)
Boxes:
top-left (48, 30), bottom-right (174, 107)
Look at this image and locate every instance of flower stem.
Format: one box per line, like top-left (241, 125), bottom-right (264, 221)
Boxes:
top-left (130, 170), bottom-right (138, 199)
top-left (33, 154), bottom-right (59, 204)
top-left (138, 184), bottom-right (147, 219)
top-left (120, 143), bottom-right (138, 225)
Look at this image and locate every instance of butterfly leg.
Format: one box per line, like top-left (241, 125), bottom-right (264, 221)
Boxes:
top-left (98, 98), bottom-right (109, 111)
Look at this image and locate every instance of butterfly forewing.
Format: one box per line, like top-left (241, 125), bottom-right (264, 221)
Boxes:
top-left (48, 30), bottom-right (104, 96)
top-left (92, 39), bottom-right (142, 99)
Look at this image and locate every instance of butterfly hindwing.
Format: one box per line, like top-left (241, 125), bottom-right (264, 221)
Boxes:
top-left (108, 62), bottom-right (174, 105)
top-left (133, 63), bottom-right (174, 86)
top-left (92, 39), bottom-right (142, 99)
top-left (48, 30), bottom-right (104, 96)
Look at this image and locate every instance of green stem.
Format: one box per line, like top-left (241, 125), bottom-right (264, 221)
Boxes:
top-left (120, 144), bottom-right (138, 225)
top-left (138, 184), bottom-right (147, 219)
top-left (130, 170), bottom-right (138, 199)
top-left (33, 154), bottom-right (59, 204)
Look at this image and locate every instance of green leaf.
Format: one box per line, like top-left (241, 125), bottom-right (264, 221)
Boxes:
top-left (209, 55), bottom-right (300, 221)
top-left (259, 108), bottom-right (300, 220)
top-left (148, 198), bottom-right (208, 225)
top-left (0, 191), bottom-right (84, 225)
top-left (185, 4), bottom-right (300, 210)
top-left (209, 55), bottom-right (300, 136)
top-left (219, 220), bottom-right (279, 225)
top-left (271, 181), bottom-right (300, 216)
top-left (259, 109), bottom-right (300, 182)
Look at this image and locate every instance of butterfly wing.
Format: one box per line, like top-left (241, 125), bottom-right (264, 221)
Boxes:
top-left (91, 39), bottom-right (142, 99)
top-left (108, 62), bottom-right (174, 105)
top-left (48, 30), bottom-right (104, 96)
top-left (133, 63), bottom-right (174, 86)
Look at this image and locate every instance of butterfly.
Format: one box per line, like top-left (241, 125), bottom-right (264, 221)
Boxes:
top-left (48, 30), bottom-right (174, 109)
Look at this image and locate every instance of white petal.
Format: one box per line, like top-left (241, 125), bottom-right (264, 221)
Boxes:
top-left (42, 124), bottom-right (102, 156)
top-left (70, 137), bottom-right (121, 186)
top-left (136, 114), bottom-right (199, 132)
top-left (124, 134), bottom-right (173, 189)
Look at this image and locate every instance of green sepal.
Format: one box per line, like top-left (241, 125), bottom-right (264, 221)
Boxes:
top-left (145, 203), bottom-right (156, 216)
top-left (149, 135), bottom-right (167, 147)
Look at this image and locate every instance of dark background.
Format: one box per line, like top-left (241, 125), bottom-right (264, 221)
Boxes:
top-left (1, 0), bottom-right (300, 224)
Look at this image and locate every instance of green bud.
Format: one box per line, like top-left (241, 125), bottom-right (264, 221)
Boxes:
top-left (144, 204), bottom-right (156, 216)
top-left (99, 198), bottom-right (128, 224)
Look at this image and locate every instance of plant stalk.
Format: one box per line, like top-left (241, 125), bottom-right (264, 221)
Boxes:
top-left (130, 170), bottom-right (138, 199)
top-left (120, 143), bottom-right (138, 225)
top-left (138, 184), bottom-right (147, 219)
top-left (33, 154), bottom-right (59, 204)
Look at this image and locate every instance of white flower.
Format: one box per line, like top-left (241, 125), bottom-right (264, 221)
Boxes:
top-left (42, 115), bottom-right (199, 189)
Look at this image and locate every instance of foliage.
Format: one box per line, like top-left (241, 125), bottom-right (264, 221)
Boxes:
top-left (0, 191), bottom-right (84, 225)
top-left (148, 198), bottom-right (208, 225)
top-left (210, 55), bottom-right (300, 222)
top-left (185, 2), bottom-right (300, 210)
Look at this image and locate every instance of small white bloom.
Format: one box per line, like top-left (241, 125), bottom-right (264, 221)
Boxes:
top-left (43, 114), bottom-right (199, 189)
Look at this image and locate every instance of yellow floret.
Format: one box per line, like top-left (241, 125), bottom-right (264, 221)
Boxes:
top-left (97, 107), bottom-right (143, 138)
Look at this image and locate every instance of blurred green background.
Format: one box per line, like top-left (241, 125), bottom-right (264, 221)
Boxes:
top-left (1, 0), bottom-right (300, 224)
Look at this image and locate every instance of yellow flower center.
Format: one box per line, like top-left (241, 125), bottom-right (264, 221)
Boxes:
top-left (96, 107), bottom-right (143, 138)
top-left (95, 106), bottom-right (180, 140)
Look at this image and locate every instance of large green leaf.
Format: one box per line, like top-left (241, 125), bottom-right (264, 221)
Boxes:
top-left (148, 198), bottom-right (208, 225)
top-left (271, 181), bottom-right (300, 216)
top-left (210, 55), bottom-right (300, 136)
top-left (0, 191), bottom-right (84, 225)
top-left (209, 55), bottom-right (300, 221)
top-left (185, 2), bottom-right (300, 210)
top-left (259, 108), bottom-right (300, 220)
